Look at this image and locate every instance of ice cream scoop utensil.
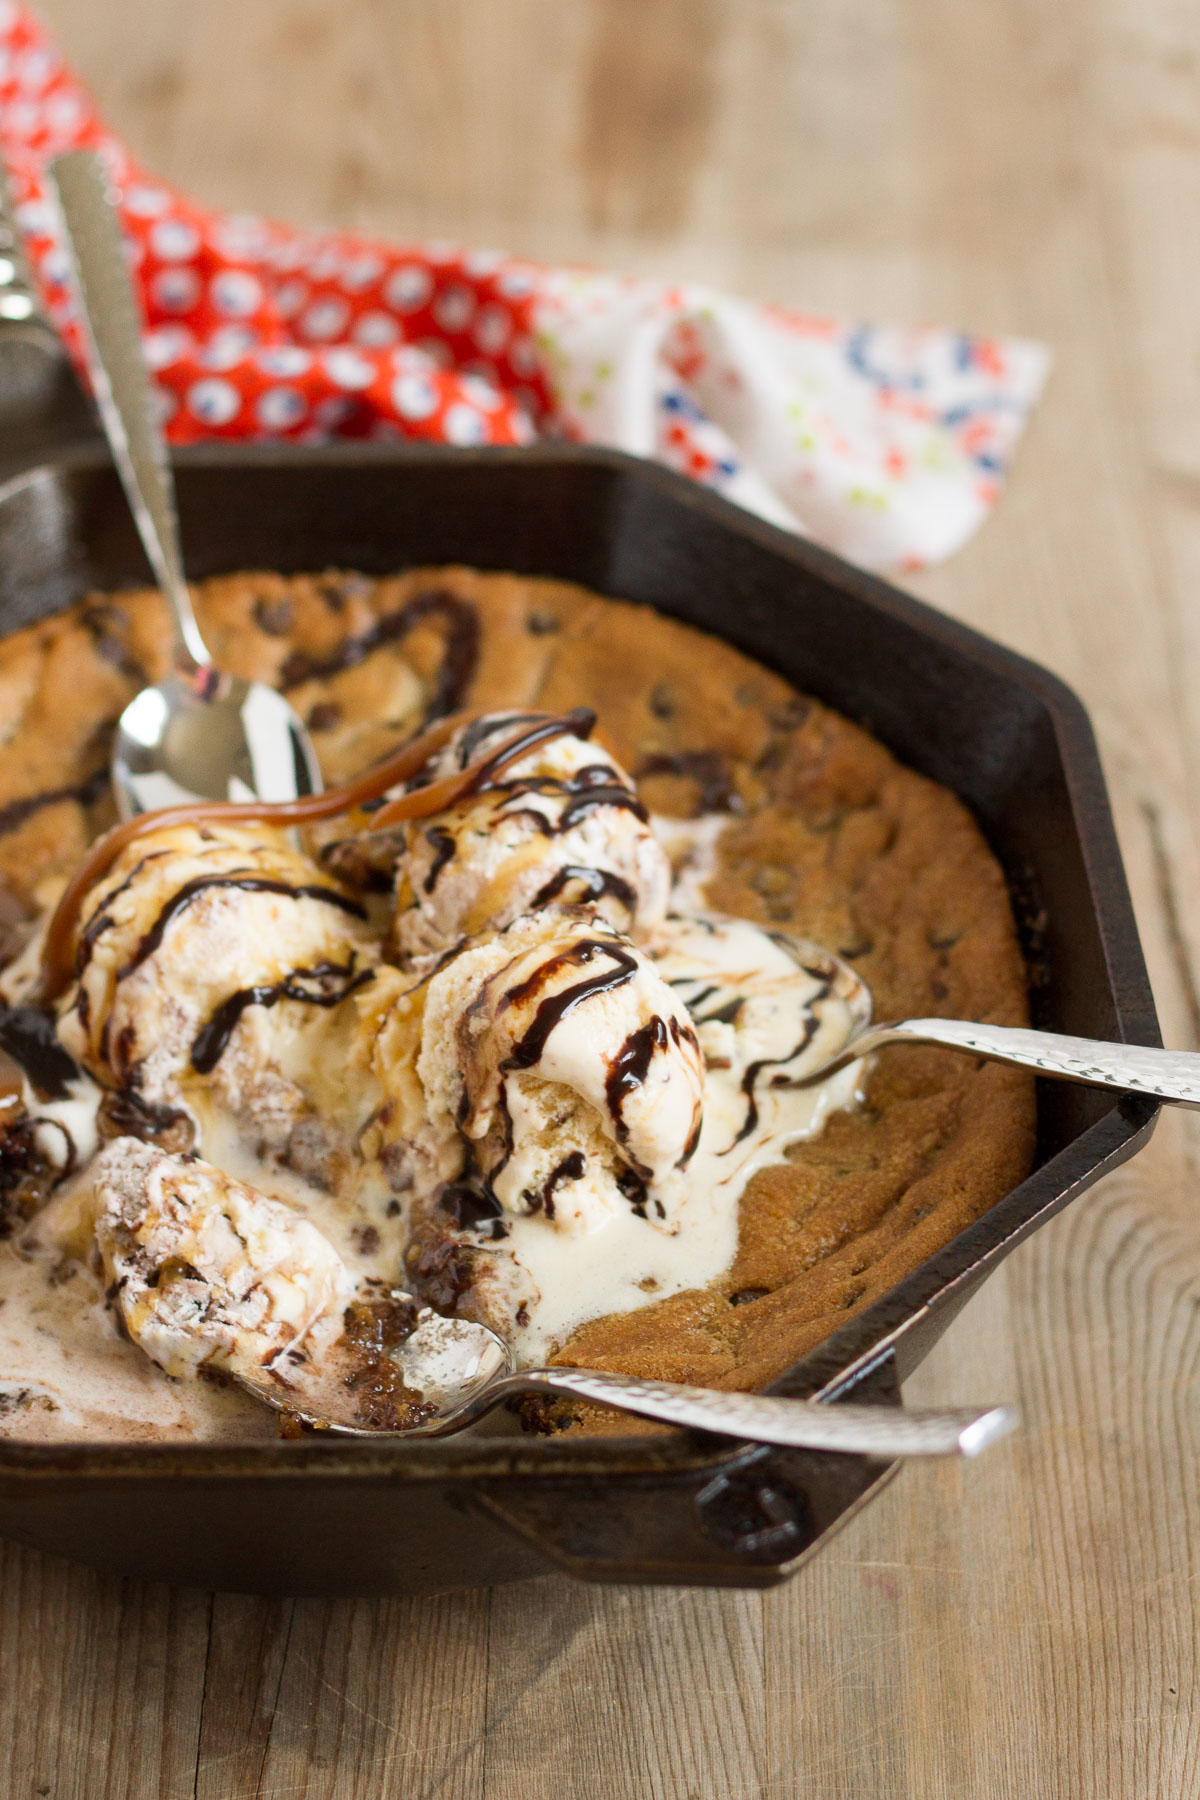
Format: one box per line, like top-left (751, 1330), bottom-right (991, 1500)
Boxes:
top-left (794, 1017), bottom-right (1200, 1109)
top-left (48, 150), bottom-right (322, 818)
top-left (245, 1308), bottom-right (1017, 1458)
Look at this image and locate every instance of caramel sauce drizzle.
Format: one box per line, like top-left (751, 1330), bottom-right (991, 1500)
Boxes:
top-left (40, 708), bottom-right (594, 1002)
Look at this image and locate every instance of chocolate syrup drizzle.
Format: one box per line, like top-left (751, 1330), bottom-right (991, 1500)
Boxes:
top-left (452, 711), bottom-right (548, 767)
top-left (671, 981), bottom-right (745, 1027)
top-left (0, 765), bottom-right (110, 841)
top-left (671, 954), bottom-right (838, 1149)
top-left (40, 709), bottom-right (588, 1001)
top-left (190, 960), bottom-right (374, 1074)
top-left (449, 710), bottom-right (596, 804)
top-left (118, 874), bottom-right (367, 983)
top-left (603, 1013), bottom-right (702, 1171)
top-left (530, 865), bottom-right (638, 912)
top-left (536, 1150), bottom-right (586, 1221)
top-left (421, 828), bottom-right (458, 895)
top-left (448, 933), bottom-right (656, 1208)
top-left (729, 1020), bottom-right (821, 1147)
top-left (457, 926), bottom-right (703, 1213)
top-left (636, 749), bottom-right (741, 815)
top-left (411, 710), bottom-right (655, 923)
top-left (75, 849), bottom-right (174, 980)
top-left (498, 937), bottom-right (639, 1074)
top-left (280, 588), bottom-right (481, 724)
top-left (499, 769), bottom-right (648, 840)
top-left (0, 1007), bottom-right (81, 1101)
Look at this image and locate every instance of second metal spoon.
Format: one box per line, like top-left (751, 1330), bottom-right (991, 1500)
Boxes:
top-left (239, 1308), bottom-right (1018, 1459)
top-left (797, 1014), bottom-right (1200, 1108)
top-left (48, 149), bottom-right (321, 816)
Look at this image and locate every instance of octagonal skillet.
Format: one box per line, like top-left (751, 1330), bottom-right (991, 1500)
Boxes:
top-left (0, 409), bottom-right (1160, 1593)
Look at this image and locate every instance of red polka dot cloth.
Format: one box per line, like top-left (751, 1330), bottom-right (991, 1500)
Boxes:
top-left (0, 2), bottom-right (1048, 573)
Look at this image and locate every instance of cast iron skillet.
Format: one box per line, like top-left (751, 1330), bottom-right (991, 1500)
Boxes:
top-left (0, 421), bottom-right (1160, 1595)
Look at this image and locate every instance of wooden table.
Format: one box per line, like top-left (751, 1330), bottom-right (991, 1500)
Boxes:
top-left (9, 1), bottom-right (1200, 1793)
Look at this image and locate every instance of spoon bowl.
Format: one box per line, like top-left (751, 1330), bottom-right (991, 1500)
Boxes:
top-left (113, 669), bottom-right (322, 815)
top-left (240, 1306), bottom-right (1018, 1460)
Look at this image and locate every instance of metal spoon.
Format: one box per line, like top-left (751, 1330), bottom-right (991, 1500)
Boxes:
top-left (666, 921), bottom-right (1195, 1112)
top-left (795, 1014), bottom-right (1200, 1108)
top-left (48, 150), bottom-right (321, 817)
top-left (244, 1307), bottom-right (1018, 1458)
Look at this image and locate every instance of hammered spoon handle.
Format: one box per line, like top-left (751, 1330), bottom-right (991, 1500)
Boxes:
top-left (475, 1369), bottom-right (1017, 1456)
top-left (811, 1018), bottom-right (1200, 1108)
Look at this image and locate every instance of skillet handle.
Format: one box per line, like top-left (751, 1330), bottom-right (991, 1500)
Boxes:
top-left (471, 1352), bottom-right (915, 1587)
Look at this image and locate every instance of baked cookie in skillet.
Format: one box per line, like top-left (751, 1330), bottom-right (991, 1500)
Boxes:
top-left (0, 566), bottom-right (1035, 1427)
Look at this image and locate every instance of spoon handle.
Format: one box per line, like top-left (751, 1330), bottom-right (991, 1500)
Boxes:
top-left (842, 1019), bottom-right (1200, 1109)
top-left (502, 1369), bottom-right (1017, 1457)
top-left (48, 150), bottom-right (211, 674)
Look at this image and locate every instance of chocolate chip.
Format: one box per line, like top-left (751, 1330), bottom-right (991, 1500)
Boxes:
top-left (768, 697), bottom-right (810, 731)
top-left (837, 932), bottom-right (874, 960)
top-left (317, 573), bottom-right (371, 612)
top-left (637, 749), bottom-right (741, 815)
top-left (81, 602), bottom-right (142, 679)
top-left (306, 701), bottom-right (342, 732)
top-left (97, 1089), bottom-right (195, 1155)
top-left (526, 610), bottom-right (560, 635)
top-left (728, 1286), bottom-right (770, 1307)
top-left (806, 802), bottom-right (848, 834)
top-left (439, 1181), bottom-right (503, 1230)
top-left (83, 599), bottom-right (129, 633)
top-left (0, 884), bottom-right (32, 971)
top-left (405, 1235), bottom-right (476, 1310)
top-left (94, 633), bottom-right (143, 677)
top-left (254, 595), bottom-right (295, 636)
top-left (750, 865), bottom-right (791, 899)
top-left (649, 682), bottom-right (675, 720)
top-left (754, 739), bottom-right (788, 773)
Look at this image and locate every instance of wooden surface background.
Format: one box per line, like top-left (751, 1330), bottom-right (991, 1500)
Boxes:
top-left (8, 0), bottom-right (1200, 1794)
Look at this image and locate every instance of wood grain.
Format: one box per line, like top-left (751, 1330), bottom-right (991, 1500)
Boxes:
top-left (10, 0), bottom-right (1200, 1793)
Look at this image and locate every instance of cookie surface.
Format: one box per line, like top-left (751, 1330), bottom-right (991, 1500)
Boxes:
top-left (0, 567), bottom-right (1036, 1410)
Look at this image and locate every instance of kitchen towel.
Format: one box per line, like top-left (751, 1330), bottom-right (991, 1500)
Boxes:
top-left (0, 1), bottom-right (1049, 572)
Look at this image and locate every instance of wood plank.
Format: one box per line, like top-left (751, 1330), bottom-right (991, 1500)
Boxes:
top-left (0, 1541), bottom-right (209, 1799)
top-left (10, 0), bottom-right (1200, 1793)
top-left (481, 1581), bottom-right (764, 1800)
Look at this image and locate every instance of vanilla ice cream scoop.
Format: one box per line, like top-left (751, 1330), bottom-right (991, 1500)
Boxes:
top-left (643, 912), bottom-right (872, 1169)
top-left (57, 822), bottom-right (376, 1120)
top-left (392, 711), bottom-right (672, 959)
top-left (93, 1137), bottom-right (354, 1386)
top-left (397, 907), bottom-right (705, 1236)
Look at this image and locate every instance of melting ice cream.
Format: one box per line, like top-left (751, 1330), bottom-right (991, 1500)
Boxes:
top-left (392, 708), bottom-right (672, 956)
top-left (0, 707), bottom-right (871, 1434)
